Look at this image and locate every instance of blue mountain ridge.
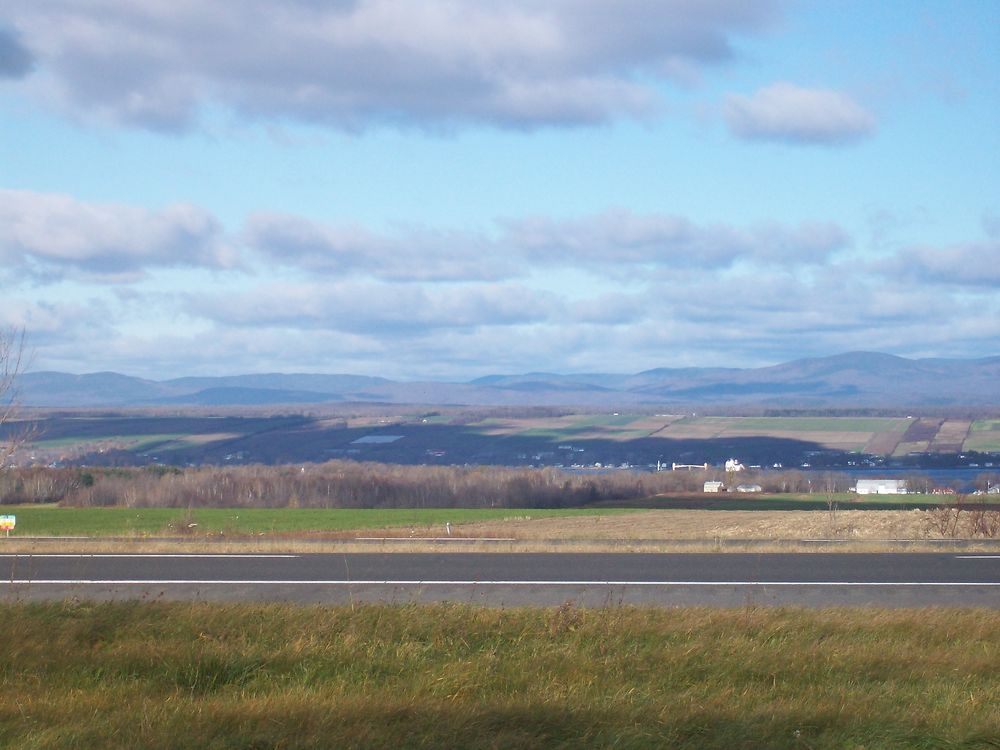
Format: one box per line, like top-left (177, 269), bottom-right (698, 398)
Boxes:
top-left (15, 352), bottom-right (1000, 408)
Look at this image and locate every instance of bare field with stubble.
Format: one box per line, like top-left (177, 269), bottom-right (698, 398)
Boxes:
top-left (430, 509), bottom-right (948, 541)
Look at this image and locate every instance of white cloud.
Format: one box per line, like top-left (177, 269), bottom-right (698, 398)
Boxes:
top-left (246, 209), bottom-right (849, 282)
top-left (0, 190), bottom-right (853, 283)
top-left (725, 82), bottom-right (875, 145)
top-left (0, 189), bottom-right (238, 278)
top-left (503, 209), bottom-right (848, 266)
top-left (3, 0), bottom-right (779, 131)
top-left (877, 240), bottom-right (1000, 286)
top-left (191, 281), bottom-right (561, 334)
top-left (6, 189), bottom-right (998, 378)
top-left (245, 212), bottom-right (517, 282)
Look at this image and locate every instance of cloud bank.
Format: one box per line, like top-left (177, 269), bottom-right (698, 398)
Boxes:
top-left (0, 189), bottom-right (237, 278)
top-left (2, 0), bottom-right (779, 130)
top-left (5, 188), bottom-right (997, 377)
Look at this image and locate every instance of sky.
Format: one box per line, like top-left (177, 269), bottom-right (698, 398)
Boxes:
top-left (1, 0), bottom-right (998, 381)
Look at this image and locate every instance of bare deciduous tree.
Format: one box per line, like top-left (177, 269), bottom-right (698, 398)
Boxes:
top-left (1, 328), bottom-right (26, 469)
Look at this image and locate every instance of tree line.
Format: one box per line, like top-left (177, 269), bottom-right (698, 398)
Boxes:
top-left (0, 461), bottom-right (861, 509)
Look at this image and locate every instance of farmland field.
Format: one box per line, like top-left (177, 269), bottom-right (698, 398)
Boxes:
top-left (710, 417), bottom-right (912, 432)
top-left (930, 420), bottom-right (973, 451)
top-left (654, 416), bottom-right (913, 454)
top-left (6, 411), bottom-right (999, 468)
top-left (965, 420), bottom-right (1000, 452)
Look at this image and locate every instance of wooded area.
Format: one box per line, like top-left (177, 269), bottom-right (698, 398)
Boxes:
top-left (0, 462), bottom-right (871, 508)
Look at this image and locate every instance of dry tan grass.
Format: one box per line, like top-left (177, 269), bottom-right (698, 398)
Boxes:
top-left (4, 604), bottom-right (998, 749)
top-left (441, 509), bottom-right (941, 541)
top-left (5, 538), bottom-right (999, 555)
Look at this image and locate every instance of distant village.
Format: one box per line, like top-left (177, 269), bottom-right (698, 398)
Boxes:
top-left (676, 458), bottom-right (1000, 496)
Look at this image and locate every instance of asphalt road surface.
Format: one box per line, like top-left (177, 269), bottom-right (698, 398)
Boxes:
top-left (2, 552), bottom-right (999, 607)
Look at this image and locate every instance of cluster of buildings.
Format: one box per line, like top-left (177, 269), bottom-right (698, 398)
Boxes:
top-left (703, 480), bottom-right (762, 494)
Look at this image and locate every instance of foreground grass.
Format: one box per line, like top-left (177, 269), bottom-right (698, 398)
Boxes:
top-left (0, 506), bottom-right (641, 537)
top-left (0, 603), bottom-right (997, 749)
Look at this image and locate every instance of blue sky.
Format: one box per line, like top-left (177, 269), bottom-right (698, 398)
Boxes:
top-left (1, 0), bottom-right (998, 379)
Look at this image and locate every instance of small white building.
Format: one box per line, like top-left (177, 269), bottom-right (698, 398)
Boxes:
top-left (704, 481), bottom-right (725, 493)
top-left (735, 483), bottom-right (763, 493)
top-left (725, 458), bottom-right (745, 472)
top-left (855, 479), bottom-right (908, 495)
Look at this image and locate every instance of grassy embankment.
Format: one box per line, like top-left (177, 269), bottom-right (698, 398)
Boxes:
top-left (0, 602), bottom-right (996, 749)
top-left (0, 506), bottom-right (642, 537)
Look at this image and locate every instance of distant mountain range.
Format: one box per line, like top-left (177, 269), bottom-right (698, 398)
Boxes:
top-left (14, 352), bottom-right (1000, 408)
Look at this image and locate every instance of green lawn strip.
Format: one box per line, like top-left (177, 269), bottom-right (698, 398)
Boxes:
top-left (0, 506), bottom-right (643, 537)
top-left (0, 603), bottom-right (996, 749)
top-left (30, 434), bottom-right (186, 450)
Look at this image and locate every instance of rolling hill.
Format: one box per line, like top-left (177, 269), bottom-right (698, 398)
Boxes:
top-left (14, 352), bottom-right (1000, 408)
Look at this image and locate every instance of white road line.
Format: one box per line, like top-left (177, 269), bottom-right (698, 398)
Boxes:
top-left (956, 555), bottom-right (1000, 559)
top-left (2, 580), bottom-right (999, 586)
top-left (0, 554), bottom-right (299, 559)
top-left (356, 537), bottom-right (517, 542)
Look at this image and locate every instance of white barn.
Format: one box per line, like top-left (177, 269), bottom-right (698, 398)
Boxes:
top-left (855, 479), bottom-right (907, 495)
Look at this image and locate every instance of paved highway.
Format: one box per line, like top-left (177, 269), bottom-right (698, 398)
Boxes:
top-left (2, 552), bottom-right (998, 607)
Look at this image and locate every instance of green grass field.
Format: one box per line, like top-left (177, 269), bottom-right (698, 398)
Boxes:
top-left (0, 602), bottom-right (996, 749)
top-left (32, 433), bottom-right (186, 450)
top-left (0, 506), bottom-right (642, 537)
top-left (966, 420), bottom-right (1000, 452)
